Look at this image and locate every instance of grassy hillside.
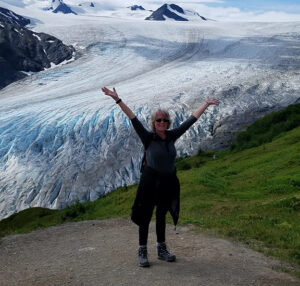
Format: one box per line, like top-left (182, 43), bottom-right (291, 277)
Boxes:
top-left (0, 105), bottom-right (299, 276)
top-left (232, 103), bottom-right (300, 151)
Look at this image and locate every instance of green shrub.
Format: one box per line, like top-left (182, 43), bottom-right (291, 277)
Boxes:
top-left (177, 161), bottom-right (192, 170)
top-left (274, 197), bottom-right (300, 211)
top-left (233, 104), bottom-right (300, 151)
top-left (61, 201), bottom-right (86, 220)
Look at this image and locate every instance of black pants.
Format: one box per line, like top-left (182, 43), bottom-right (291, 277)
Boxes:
top-left (139, 204), bottom-right (168, 245)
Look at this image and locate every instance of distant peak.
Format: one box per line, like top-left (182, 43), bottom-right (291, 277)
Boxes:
top-left (145, 3), bottom-right (188, 21)
top-left (169, 4), bottom-right (184, 14)
top-left (128, 5), bottom-right (145, 11)
top-left (145, 3), bottom-right (207, 22)
top-left (50, 0), bottom-right (77, 15)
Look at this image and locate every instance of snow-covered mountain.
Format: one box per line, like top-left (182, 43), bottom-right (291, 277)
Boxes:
top-left (0, 1), bottom-right (206, 20)
top-left (0, 7), bottom-right (75, 89)
top-left (146, 4), bottom-right (206, 21)
top-left (48, 0), bottom-right (77, 14)
top-left (0, 6), bottom-right (30, 26)
top-left (0, 1), bottom-right (299, 219)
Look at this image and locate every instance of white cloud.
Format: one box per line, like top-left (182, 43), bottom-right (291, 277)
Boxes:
top-left (196, 5), bottom-right (300, 22)
top-left (249, 11), bottom-right (300, 22)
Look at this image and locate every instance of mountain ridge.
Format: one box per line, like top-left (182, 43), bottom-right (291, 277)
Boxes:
top-left (48, 0), bottom-right (77, 15)
top-left (146, 3), bottom-right (207, 21)
top-left (0, 7), bottom-right (76, 89)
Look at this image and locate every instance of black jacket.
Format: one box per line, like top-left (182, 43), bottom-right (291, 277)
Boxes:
top-left (130, 115), bottom-right (197, 226)
top-left (131, 166), bottom-right (180, 226)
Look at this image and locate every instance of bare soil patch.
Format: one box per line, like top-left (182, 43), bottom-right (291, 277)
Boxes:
top-left (0, 218), bottom-right (299, 286)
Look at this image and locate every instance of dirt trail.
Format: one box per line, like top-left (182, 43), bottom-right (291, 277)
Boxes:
top-left (0, 218), bottom-right (299, 286)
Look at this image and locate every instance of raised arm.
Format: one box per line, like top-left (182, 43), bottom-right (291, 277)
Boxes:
top-left (101, 87), bottom-right (152, 146)
top-left (102, 87), bottom-right (135, 119)
top-left (192, 97), bottom-right (219, 119)
top-left (169, 97), bottom-right (220, 141)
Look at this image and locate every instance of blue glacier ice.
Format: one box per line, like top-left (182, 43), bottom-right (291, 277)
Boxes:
top-left (0, 17), bottom-right (299, 219)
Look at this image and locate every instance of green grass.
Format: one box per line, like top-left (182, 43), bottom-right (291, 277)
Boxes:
top-left (178, 126), bottom-right (300, 269)
top-left (231, 104), bottom-right (300, 151)
top-left (0, 105), bottom-right (299, 277)
top-left (0, 185), bottom-right (136, 238)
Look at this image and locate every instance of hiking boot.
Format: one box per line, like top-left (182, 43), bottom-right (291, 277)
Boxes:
top-left (138, 246), bottom-right (150, 267)
top-left (157, 242), bottom-right (176, 262)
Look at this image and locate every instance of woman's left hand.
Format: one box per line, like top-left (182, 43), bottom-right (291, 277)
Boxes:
top-left (192, 97), bottom-right (220, 118)
top-left (206, 97), bottom-right (219, 106)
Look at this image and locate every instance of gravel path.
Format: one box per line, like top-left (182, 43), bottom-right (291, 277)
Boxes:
top-left (0, 218), bottom-right (299, 286)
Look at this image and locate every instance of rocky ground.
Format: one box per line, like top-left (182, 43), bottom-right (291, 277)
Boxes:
top-left (0, 218), bottom-right (299, 286)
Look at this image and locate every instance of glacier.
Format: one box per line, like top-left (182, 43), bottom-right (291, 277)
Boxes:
top-left (0, 5), bottom-right (300, 219)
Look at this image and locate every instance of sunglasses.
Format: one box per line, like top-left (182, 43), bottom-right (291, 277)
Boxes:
top-left (155, 118), bottom-right (169, 123)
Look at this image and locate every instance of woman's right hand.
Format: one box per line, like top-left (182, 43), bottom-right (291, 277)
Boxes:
top-left (102, 87), bottom-right (135, 119)
top-left (102, 87), bottom-right (119, 101)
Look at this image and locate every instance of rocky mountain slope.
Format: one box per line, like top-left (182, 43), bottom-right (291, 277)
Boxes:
top-left (48, 0), bottom-right (77, 15)
top-left (146, 4), bottom-right (207, 21)
top-left (0, 7), bottom-right (75, 89)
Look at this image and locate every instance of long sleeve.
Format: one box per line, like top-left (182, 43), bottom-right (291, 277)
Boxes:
top-left (131, 117), bottom-right (152, 147)
top-left (168, 115), bottom-right (197, 141)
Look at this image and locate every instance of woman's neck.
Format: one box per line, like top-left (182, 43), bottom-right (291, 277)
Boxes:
top-left (156, 130), bottom-right (166, 140)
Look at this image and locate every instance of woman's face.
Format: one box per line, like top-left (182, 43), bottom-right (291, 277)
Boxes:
top-left (154, 111), bottom-right (169, 132)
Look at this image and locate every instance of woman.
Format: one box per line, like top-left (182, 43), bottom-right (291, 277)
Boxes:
top-left (101, 87), bottom-right (219, 267)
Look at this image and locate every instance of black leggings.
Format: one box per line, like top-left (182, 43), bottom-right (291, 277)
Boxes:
top-left (139, 204), bottom-right (168, 245)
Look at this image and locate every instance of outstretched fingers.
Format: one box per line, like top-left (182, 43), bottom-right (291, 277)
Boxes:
top-left (101, 87), bottom-right (119, 101)
top-left (206, 97), bottom-right (220, 105)
top-left (102, 87), bottom-right (115, 96)
top-left (102, 87), bottom-right (111, 95)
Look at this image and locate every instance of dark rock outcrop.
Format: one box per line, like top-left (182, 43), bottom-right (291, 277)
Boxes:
top-left (169, 3), bottom-right (184, 14)
top-left (129, 5), bottom-right (145, 11)
top-left (196, 13), bottom-right (207, 21)
top-left (200, 106), bottom-right (285, 151)
top-left (145, 3), bottom-right (207, 21)
top-left (0, 8), bottom-right (75, 90)
top-left (0, 57), bottom-right (26, 89)
top-left (49, 0), bottom-right (77, 15)
top-left (0, 7), bottom-right (30, 26)
top-left (145, 4), bottom-right (188, 21)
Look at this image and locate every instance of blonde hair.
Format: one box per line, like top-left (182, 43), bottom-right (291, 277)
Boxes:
top-left (150, 109), bottom-right (172, 132)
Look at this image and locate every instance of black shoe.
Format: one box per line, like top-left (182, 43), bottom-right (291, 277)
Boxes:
top-left (157, 242), bottom-right (176, 262)
top-left (138, 246), bottom-right (150, 267)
